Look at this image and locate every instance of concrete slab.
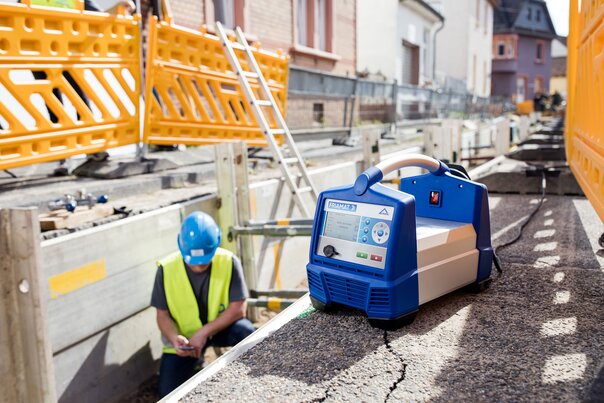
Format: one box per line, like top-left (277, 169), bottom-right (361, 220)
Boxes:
top-left (472, 158), bottom-right (583, 196)
top-left (181, 194), bottom-right (604, 402)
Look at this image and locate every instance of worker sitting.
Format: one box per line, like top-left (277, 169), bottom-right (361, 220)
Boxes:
top-left (151, 212), bottom-right (255, 397)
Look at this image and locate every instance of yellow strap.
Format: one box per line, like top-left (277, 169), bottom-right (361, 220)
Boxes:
top-left (267, 297), bottom-right (281, 311)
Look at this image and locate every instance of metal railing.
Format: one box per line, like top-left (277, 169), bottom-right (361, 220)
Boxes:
top-left (287, 66), bottom-right (515, 134)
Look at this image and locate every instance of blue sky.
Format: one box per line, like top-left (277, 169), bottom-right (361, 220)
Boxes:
top-left (545, 0), bottom-right (569, 36)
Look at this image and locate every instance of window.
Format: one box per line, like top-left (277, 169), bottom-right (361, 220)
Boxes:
top-left (536, 9), bottom-right (541, 22)
top-left (402, 41), bottom-right (419, 85)
top-left (472, 54), bottom-right (477, 91)
top-left (497, 41), bottom-right (505, 56)
top-left (528, 7), bottom-right (532, 20)
top-left (213, 0), bottom-right (243, 29)
top-left (507, 40), bottom-right (514, 57)
top-left (536, 41), bottom-right (544, 63)
top-left (516, 76), bottom-right (527, 102)
top-left (484, 1), bottom-right (488, 34)
top-left (316, 0), bottom-right (327, 51)
top-left (297, 0), bottom-right (308, 47)
top-left (535, 76), bottom-right (543, 93)
top-left (296, 0), bottom-right (332, 52)
top-left (494, 35), bottom-right (516, 59)
top-left (483, 60), bottom-right (487, 95)
top-left (423, 28), bottom-right (430, 75)
top-left (312, 103), bottom-right (324, 124)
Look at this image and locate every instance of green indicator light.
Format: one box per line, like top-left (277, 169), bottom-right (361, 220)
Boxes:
top-left (356, 251), bottom-right (368, 259)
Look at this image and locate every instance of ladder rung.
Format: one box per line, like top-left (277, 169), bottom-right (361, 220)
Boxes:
top-left (269, 129), bottom-right (285, 135)
top-left (281, 157), bottom-right (299, 165)
top-left (226, 41), bottom-right (246, 51)
top-left (242, 71), bottom-right (259, 78)
top-left (255, 100), bottom-right (272, 107)
top-left (294, 186), bottom-right (313, 194)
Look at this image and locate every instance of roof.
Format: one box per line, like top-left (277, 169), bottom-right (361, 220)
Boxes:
top-left (494, 0), bottom-right (557, 38)
top-left (406, 0), bottom-right (445, 22)
top-left (552, 56), bottom-right (567, 77)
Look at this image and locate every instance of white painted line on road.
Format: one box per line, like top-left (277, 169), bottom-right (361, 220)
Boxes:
top-left (534, 229), bottom-right (556, 239)
top-left (540, 317), bottom-right (577, 337)
top-left (553, 290), bottom-right (570, 304)
top-left (533, 242), bottom-right (558, 252)
top-left (553, 272), bottom-right (565, 283)
top-left (542, 353), bottom-right (587, 384)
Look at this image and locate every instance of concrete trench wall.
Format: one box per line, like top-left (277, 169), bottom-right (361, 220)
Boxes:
top-left (39, 160), bottom-right (362, 403)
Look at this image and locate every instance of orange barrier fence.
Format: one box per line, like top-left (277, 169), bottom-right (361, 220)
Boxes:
top-left (0, 1), bottom-right (141, 171)
top-left (143, 18), bottom-right (289, 147)
top-left (566, 0), bottom-right (604, 222)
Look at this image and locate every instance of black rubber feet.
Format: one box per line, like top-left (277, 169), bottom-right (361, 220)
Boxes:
top-left (368, 311), bottom-right (418, 330)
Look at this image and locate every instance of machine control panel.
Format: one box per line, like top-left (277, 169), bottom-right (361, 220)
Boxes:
top-left (316, 199), bottom-right (394, 270)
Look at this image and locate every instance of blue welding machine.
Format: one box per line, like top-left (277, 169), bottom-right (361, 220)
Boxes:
top-left (306, 153), bottom-right (493, 329)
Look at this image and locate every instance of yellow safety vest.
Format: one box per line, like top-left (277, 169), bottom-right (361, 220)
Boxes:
top-left (158, 248), bottom-right (233, 354)
top-left (30, 0), bottom-right (77, 9)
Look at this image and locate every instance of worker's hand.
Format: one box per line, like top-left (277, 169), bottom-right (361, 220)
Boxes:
top-left (172, 335), bottom-right (195, 357)
top-left (188, 328), bottom-right (209, 358)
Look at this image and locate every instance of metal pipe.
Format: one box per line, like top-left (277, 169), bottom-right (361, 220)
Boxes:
top-left (432, 21), bottom-right (445, 82)
top-left (250, 289), bottom-right (308, 299)
top-left (246, 298), bottom-right (297, 311)
top-left (231, 225), bottom-right (313, 237)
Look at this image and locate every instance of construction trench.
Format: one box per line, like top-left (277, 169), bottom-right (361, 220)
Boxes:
top-left (156, 118), bottom-right (604, 403)
top-left (1, 117), bottom-right (603, 402)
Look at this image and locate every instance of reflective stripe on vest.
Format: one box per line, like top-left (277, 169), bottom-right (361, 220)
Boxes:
top-left (159, 248), bottom-right (233, 354)
top-left (30, 0), bottom-right (77, 9)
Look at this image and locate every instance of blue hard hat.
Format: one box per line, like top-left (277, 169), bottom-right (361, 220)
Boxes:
top-left (177, 212), bottom-right (221, 265)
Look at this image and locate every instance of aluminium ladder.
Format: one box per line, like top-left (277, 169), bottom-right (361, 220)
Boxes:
top-left (215, 22), bottom-right (318, 218)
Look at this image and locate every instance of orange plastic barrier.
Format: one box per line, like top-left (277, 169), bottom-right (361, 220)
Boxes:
top-left (566, 0), bottom-right (604, 222)
top-left (0, 2), bottom-right (141, 170)
top-left (516, 100), bottom-right (534, 115)
top-left (143, 18), bottom-right (288, 147)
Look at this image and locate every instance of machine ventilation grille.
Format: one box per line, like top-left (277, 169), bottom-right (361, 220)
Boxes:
top-left (307, 270), bottom-right (325, 300)
top-left (368, 288), bottom-right (390, 313)
top-left (324, 273), bottom-right (368, 309)
top-left (313, 257), bottom-right (384, 278)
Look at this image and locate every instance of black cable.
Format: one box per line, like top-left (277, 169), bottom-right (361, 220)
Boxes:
top-left (448, 167), bottom-right (471, 181)
top-left (493, 170), bottom-right (547, 273)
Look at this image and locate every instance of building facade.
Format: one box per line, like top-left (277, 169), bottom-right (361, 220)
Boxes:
top-left (550, 36), bottom-right (567, 97)
top-left (428, 0), bottom-right (495, 97)
top-left (356, 0), bottom-right (444, 86)
top-left (139, 0), bottom-right (357, 129)
top-left (491, 0), bottom-right (557, 102)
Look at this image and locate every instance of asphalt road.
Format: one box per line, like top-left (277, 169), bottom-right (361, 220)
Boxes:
top-left (183, 194), bottom-right (604, 402)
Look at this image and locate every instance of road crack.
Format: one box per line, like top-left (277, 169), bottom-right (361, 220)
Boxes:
top-left (383, 330), bottom-right (407, 402)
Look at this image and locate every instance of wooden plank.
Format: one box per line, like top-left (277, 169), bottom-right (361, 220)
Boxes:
top-left (42, 207), bottom-right (182, 352)
top-left (362, 131), bottom-right (381, 171)
top-left (233, 141), bottom-right (257, 291)
top-left (215, 143), bottom-right (238, 252)
top-left (41, 196), bottom-right (217, 352)
top-left (39, 204), bottom-right (114, 231)
top-left (48, 263), bottom-right (157, 353)
top-left (0, 208), bottom-right (57, 403)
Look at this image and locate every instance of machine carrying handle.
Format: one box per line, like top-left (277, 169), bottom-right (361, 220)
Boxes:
top-left (354, 153), bottom-right (450, 195)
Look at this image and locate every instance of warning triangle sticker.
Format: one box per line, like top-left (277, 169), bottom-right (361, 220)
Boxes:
top-left (379, 208), bottom-right (389, 216)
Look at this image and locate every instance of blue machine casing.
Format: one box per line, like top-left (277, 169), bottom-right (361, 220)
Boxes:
top-left (306, 162), bottom-right (493, 326)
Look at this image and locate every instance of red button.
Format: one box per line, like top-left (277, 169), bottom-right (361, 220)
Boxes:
top-left (370, 254), bottom-right (383, 262)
